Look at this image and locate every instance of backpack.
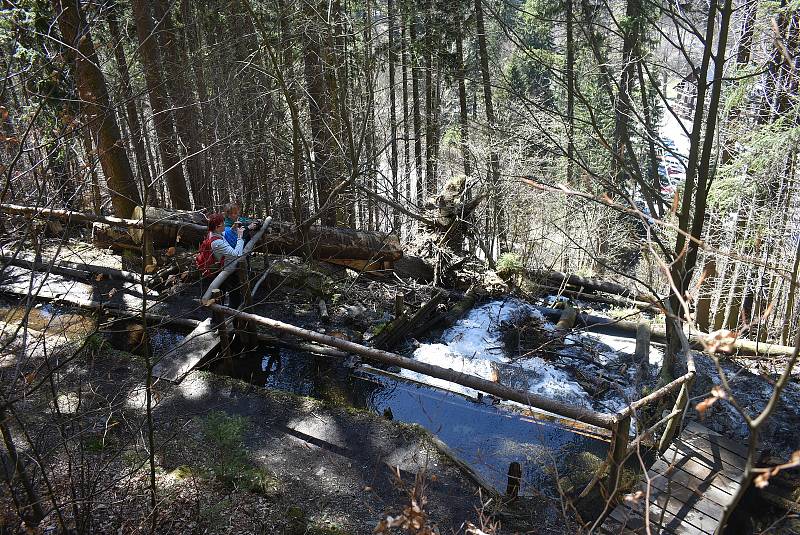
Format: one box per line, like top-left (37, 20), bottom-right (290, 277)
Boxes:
top-left (195, 234), bottom-right (224, 278)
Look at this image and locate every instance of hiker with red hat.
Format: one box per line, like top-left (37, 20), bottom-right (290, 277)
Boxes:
top-left (195, 213), bottom-right (245, 309)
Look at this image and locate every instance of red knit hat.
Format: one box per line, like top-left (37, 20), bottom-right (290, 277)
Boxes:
top-left (207, 213), bottom-right (224, 230)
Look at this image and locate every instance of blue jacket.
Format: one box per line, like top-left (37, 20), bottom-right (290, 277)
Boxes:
top-left (223, 227), bottom-right (238, 248)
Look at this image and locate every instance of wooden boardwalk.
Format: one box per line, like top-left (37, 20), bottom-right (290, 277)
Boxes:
top-left (601, 422), bottom-right (750, 535)
top-left (153, 318), bottom-right (220, 383)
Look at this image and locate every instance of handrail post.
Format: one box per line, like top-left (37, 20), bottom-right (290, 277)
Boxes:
top-left (237, 261), bottom-right (255, 349)
top-left (607, 414), bottom-right (631, 498)
top-left (634, 322), bottom-right (651, 382)
top-left (658, 372), bottom-right (695, 452)
top-left (211, 289), bottom-right (232, 360)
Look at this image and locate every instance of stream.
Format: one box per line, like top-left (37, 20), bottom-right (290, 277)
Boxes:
top-left (10, 295), bottom-right (799, 502)
top-left (227, 298), bottom-right (662, 496)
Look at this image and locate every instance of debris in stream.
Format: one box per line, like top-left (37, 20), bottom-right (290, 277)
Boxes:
top-left (499, 308), bottom-right (566, 361)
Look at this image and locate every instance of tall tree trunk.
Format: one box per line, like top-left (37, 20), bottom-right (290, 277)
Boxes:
top-left (637, 62), bottom-right (661, 217)
top-left (131, 0), bottom-right (191, 209)
top-left (81, 131), bottom-right (102, 214)
top-left (364, 0), bottom-right (376, 230)
top-left (401, 14), bottom-right (412, 205)
top-left (611, 0), bottom-right (641, 189)
top-left (106, 3), bottom-right (157, 206)
top-left (474, 0), bottom-right (503, 257)
top-left (51, 0), bottom-right (141, 217)
top-left (424, 0), bottom-right (436, 195)
top-left (388, 0), bottom-right (401, 229)
top-left (330, 0), bottom-right (352, 226)
top-left (565, 0), bottom-right (575, 184)
top-left (303, 0), bottom-right (338, 226)
top-left (152, 0), bottom-right (210, 208)
top-left (277, 0), bottom-right (305, 228)
top-left (181, 0), bottom-right (216, 206)
top-left (456, 16), bottom-right (472, 178)
top-left (409, 9), bottom-right (424, 204)
top-left (783, 241), bottom-right (800, 344)
top-left (664, 0), bottom-right (733, 380)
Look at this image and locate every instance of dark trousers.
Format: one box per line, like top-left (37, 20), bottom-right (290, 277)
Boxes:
top-left (221, 274), bottom-right (242, 310)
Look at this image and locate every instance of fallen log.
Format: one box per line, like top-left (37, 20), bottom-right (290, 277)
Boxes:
top-left (265, 220), bottom-right (403, 261)
top-left (532, 305), bottom-right (799, 358)
top-left (529, 268), bottom-right (658, 303)
top-left (1, 203), bottom-right (403, 262)
top-left (536, 283), bottom-right (660, 313)
top-left (372, 291), bottom-right (447, 350)
top-left (581, 317), bottom-right (798, 358)
top-left (0, 270), bottom-right (349, 360)
top-left (207, 302), bottom-right (616, 429)
top-left (129, 206), bottom-right (206, 247)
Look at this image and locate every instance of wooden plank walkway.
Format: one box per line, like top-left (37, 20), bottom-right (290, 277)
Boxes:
top-left (153, 318), bottom-right (219, 383)
top-left (600, 422), bottom-right (750, 535)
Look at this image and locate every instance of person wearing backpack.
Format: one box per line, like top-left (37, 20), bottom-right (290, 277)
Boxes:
top-left (198, 213), bottom-right (245, 309)
top-left (223, 202), bottom-right (258, 247)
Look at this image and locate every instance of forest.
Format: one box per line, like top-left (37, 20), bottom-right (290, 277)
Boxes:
top-left (0, 0), bottom-right (799, 533)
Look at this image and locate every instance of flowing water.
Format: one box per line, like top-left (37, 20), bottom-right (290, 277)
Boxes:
top-left (230, 298), bottom-right (661, 496)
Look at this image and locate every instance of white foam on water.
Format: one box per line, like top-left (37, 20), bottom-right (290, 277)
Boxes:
top-left (404, 343), bottom-right (494, 397)
top-left (407, 298), bottom-right (592, 404)
top-left (512, 355), bottom-right (592, 407)
top-left (437, 299), bottom-right (538, 362)
top-left (582, 331), bottom-right (637, 356)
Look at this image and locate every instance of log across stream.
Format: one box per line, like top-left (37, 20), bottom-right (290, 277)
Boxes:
top-left (203, 298), bottom-right (665, 496)
top-left (217, 344), bottom-right (610, 496)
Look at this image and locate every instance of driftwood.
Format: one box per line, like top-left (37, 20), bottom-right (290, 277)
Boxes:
top-left (207, 302), bottom-right (616, 429)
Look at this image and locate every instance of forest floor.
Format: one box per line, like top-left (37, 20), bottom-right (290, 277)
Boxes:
top-left (0, 327), bottom-right (493, 535)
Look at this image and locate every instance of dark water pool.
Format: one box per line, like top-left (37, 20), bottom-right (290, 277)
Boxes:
top-left (212, 346), bottom-right (610, 496)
